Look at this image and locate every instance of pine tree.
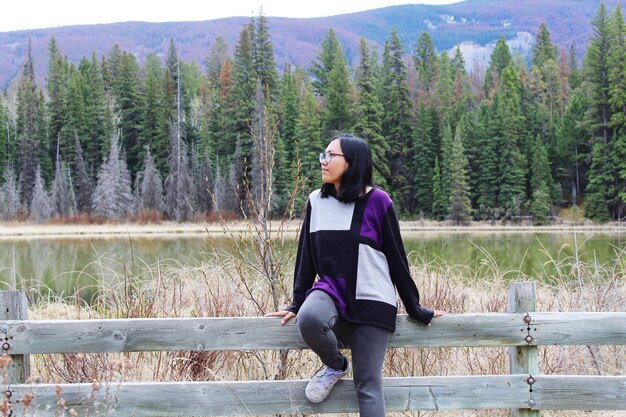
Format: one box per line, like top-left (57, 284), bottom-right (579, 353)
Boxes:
top-left (0, 99), bottom-right (8, 180)
top-left (58, 65), bottom-right (85, 165)
top-left (310, 29), bottom-right (342, 96)
top-left (484, 36), bottom-right (512, 96)
top-left (583, 3), bottom-right (619, 219)
top-left (555, 90), bottom-right (589, 205)
top-left (583, 3), bottom-right (612, 144)
top-left (73, 134), bottom-right (94, 214)
top-left (529, 135), bottom-right (555, 202)
top-left (439, 123), bottom-right (454, 217)
top-left (532, 22), bottom-right (558, 68)
top-left (225, 23), bottom-right (256, 157)
top-left (381, 28), bottom-right (414, 212)
top-left (448, 125), bottom-right (472, 224)
top-left (280, 65), bottom-right (300, 163)
top-left (137, 146), bottom-right (164, 212)
top-left (431, 156), bottom-right (445, 220)
top-left (323, 49), bottom-right (354, 133)
top-left (584, 142), bottom-right (614, 221)
top-left (46, 37), bottom-right (68, 161)
top-left (295, 85), bottom-right (323, 211)
top-left (79, 53), bottom-right (110, 170)
top-left (252, 11), bottom-right (278, 95)
top-left (474, 103), bottom-right (500, 211)
top-left (568, 45), bottom-right (582, 90)
top-left (608, 4), bottom-right (626, 219)
top-left (30, 165), bottom-right (52, 223)
top-left (112, 51), bottom-right (142, 179)
top-left (434, 52), bottom-right (455, 126)
top-left (353, 38), bottom-right (388, 189)
top-left (51, 145), bottom-right (75, 218)
top-left (496, 66), bottom-right (528, 209)
top-left (207, 61), bottom-right (233, 162)
top-left (531, 183), bottom-right (551, 225)
top-left (608, 4), bottom-right (626, 131)
top-left (16, 39), bottom-right (46, 206)
top-left (180, 60), bottom-right (204, 147)
top-left (140, 54), bottom-right (169, 174)
top-left (278, 65), bottom-right (301, 208)
top-left (92, 131), bottom-right (135, 219)
top-left (413, 105), bottom-right (437, 216)
top-left (413, 32), bottom-right (438, 91)
top-left (451, 46), bottom-right (466, 74)
top-left (206, 36), bottom-right (229, 85)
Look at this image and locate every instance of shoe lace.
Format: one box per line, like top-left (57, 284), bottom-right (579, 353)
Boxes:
top-left (317, 367), bottom-right (344, 386)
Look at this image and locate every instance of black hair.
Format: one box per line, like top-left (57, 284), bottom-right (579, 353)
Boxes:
top-left (320, 134), bottom-right (373, 202)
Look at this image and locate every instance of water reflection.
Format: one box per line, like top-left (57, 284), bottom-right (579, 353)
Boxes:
top-left (0, 231), bottom-right (623, 302)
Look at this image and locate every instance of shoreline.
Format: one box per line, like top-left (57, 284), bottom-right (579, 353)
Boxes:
top-left (0, 220), bottom-right (624, 239)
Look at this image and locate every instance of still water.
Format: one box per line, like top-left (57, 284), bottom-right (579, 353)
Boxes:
top-left (0, 231), bottom-right (624, 302)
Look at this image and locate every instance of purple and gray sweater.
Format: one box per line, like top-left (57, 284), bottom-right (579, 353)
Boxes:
top-left (286, 188), bottom-right (434, 332)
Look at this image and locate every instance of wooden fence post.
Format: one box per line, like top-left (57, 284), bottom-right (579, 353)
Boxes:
top-left (509, 281), bottom-right (540, 417)
top-left (0, 290), bottom-right (30, 383)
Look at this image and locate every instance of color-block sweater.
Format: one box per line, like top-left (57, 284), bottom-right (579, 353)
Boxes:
top-left (286, 188), bottom-right (434, 331)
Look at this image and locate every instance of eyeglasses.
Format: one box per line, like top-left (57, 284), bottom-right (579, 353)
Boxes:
top-left (319, 152), bottom-right (345, 163)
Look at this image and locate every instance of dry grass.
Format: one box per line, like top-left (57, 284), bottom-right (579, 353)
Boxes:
top-left (12, 242), bottom-right (623, 417)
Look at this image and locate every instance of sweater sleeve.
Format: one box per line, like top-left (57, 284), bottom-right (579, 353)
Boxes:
top-left (382, 202), bottom-right (434, 325)
top-left (285, 200), bottom-right (317, 314)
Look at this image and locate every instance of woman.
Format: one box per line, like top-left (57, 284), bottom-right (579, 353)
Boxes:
top-left (267, 134), bottom-right (444, 417)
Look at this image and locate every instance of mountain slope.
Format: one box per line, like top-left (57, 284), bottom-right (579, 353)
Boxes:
top-left (0, 0), bottom-right (620, 89)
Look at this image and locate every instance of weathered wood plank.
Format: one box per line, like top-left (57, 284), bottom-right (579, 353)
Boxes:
top-left (509, 281), bottom-right (540, 417)
top-left (532, 375), bottom-right (626, 410)
top-left (8, 375), bottom-right (625, 416)
top-left (3, 312), bottom-right (626, 354)
top-left (0, 290), bottom-right (29, 383)
top-left (8, 375), bottom-right (530, 416)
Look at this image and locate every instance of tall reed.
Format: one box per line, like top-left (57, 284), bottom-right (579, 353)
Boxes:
top-left (20, 237), bottom-right (624, 417)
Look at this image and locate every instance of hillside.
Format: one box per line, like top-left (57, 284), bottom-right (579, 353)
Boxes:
top-left (0, 0), bottom-right (621, 89)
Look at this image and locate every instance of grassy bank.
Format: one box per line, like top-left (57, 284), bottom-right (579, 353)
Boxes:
top-left (16, 244), bottom-right (625, 417)
top-left (0, 219), bottom-right (624, 240)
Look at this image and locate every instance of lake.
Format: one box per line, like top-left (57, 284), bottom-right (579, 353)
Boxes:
top-left (0, 230), bottom-right (624, 303)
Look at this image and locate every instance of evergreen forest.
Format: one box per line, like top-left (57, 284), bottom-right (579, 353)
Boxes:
top-left (0, 3), bottom-right (625, 224)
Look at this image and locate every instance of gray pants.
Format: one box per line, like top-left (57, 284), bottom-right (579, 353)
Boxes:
top-left (297, 290), bottom-right (392, 417)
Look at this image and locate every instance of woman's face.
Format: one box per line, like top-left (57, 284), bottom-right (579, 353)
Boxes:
top-left (321, 139), bottom-right (349, 191)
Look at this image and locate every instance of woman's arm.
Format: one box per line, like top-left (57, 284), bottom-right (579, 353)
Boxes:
top-left (382, 202), bottom-right (435, 325)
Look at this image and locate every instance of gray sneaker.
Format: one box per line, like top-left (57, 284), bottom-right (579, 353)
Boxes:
top-left (305, 360), bottom-right (350, 403)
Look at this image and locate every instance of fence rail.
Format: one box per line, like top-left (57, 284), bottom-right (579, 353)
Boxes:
top-left (7, 375), bottom-right (626, 416)
top-left (2, 312), bottom-right (625, 354)
top-left (1, 283), bottom-right (625, 416)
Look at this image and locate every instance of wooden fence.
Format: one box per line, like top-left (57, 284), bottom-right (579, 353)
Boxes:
top-left (1, 282), bottom-right (625, 416)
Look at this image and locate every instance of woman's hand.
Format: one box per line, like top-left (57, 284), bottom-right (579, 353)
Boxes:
top-left (265, 310), bottom-right (296, 325)
top-left (427, 310), bottom-right (446, 325)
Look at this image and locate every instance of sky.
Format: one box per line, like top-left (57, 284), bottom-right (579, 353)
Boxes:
top-left (2, 0), bottom-right (461, 32)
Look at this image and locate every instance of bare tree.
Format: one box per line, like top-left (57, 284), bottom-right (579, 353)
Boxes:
top-left (30, 165), bottom-right (52, 222)
top-left (137, 146), bottom-right (164, 212)
top-left (92, 131), bottom-right (135, 219)
top-left (210, 88), bottom-right (303, 380)
top-left (0, 166), bottom-right (20, 219)
top-left (51, 144), bottom-right (76, 218)
top-left (191, 144), bottom-right (213, 214)
top-left (212, 155), bottom-right (226, 212)
top-left (164, 59), bottom-right (194, 221)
